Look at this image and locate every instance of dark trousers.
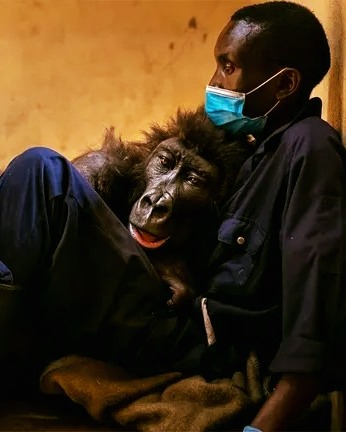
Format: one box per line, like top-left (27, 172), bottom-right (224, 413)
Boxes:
top-left (0, 147), bottom-right (204, 387)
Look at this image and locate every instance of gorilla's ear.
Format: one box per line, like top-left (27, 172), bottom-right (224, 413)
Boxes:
top-left (276, 68), bottom-right (302, 100)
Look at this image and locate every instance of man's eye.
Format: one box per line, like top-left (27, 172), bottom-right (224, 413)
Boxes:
top-left (224, 61), bottom-right (235, 74)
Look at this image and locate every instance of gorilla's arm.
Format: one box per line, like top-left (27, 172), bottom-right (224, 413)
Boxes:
top-left (72, 150), bottom-right (109, 188)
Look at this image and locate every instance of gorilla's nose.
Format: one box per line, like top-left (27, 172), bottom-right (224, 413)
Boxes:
top-left (140, 192), bottom-right (173, 222)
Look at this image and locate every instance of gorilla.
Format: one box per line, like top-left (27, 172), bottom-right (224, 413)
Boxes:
top-left (73, 106), bottom-right (254, 307)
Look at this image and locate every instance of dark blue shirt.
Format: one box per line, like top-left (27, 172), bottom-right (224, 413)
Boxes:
top-left (203, 98), bottom-right (346, 388)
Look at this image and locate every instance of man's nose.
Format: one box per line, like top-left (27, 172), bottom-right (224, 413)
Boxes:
top-left (209, 69), bottom-right (224, 88)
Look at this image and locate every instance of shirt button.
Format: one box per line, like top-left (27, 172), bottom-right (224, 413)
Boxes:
top-left (237, 236), bottom-right (245, 245)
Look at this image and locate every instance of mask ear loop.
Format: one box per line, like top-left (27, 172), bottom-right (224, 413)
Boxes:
top-left (264, 100), bottom-right (280, 116)
top-left (246, 68), bottom-right (287, 117)
top-left (246, 67), bottom-right (288, 96)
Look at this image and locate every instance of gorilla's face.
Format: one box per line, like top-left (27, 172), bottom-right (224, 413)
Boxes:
top-left (128, 138), bottom-right (219, 249)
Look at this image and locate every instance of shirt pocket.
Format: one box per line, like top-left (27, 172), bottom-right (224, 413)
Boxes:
top-left (208, 216), bottom-right (267, 298)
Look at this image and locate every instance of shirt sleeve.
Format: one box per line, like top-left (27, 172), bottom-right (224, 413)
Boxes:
top-left (269, 119), bottom-right (346, 379)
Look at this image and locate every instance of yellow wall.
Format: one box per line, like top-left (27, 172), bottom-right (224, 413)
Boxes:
top-left (296, 0), bottom-right (345, 138)
top-left (0, 0), bottom-right (344, 170)
top-left (0, 0), bottom-right (248, 169)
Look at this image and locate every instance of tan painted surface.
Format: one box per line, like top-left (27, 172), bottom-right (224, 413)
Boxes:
top-left (296, 0), bottom-right (345, 137)
top-left (0, 0), bottom-right (248, 169)
top-left (0, 0), bottom-right (344, 170)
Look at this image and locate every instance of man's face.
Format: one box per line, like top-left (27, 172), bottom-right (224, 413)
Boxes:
top-left (209, 20), bottom-right (278, 118)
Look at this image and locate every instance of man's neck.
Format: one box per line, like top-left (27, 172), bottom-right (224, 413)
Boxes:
top-left (257, 97), bottom-right (311, 142)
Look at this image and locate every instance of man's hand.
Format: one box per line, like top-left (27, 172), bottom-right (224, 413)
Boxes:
top-left (249, 373), bottom-right (320, 431)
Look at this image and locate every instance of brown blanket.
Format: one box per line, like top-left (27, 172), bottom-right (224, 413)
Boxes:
top-left (39, 353), bottom-right (269, 431)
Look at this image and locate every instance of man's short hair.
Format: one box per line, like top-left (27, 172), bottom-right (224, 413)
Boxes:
top-left (231, 1), bottom-right (330, 94)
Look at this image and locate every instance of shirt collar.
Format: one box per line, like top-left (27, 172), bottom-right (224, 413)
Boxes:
top-left (255, 97), bottom-right (322, 153)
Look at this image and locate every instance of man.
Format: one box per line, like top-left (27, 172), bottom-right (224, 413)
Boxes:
top-left (0, 2), bottom-right (345, 432)
top-left (196, 1), bottom-right (346, 431)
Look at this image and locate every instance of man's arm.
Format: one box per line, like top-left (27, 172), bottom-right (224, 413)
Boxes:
top-left (250, 373), bottom-right (320, 431)
top-left (253, 126), bottom-right (345, 431)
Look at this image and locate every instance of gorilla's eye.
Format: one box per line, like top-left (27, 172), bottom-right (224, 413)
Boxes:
top-left (158, 155), bottom-right (171, 168)
top-left (186, 174), bottom-right (204, 187)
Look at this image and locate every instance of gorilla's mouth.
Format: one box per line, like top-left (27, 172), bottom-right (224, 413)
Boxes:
top-left (129, 223), bottom-right (170, 249)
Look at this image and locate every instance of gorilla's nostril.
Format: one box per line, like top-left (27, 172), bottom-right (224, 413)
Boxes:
top-left (153, 204), bottom-right (170, 218)
top-left (142, 195), bottom-right (153, 206)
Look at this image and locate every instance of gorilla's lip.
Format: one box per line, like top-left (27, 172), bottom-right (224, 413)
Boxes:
top-left (128, 223), bottom-right (170, 249)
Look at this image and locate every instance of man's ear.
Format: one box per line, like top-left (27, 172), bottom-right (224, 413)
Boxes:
top-left (276, 68), bottom-right (301, 100)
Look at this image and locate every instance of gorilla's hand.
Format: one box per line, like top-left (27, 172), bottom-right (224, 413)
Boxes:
top-left (152, 256), bottom-right (196, 311)
top-left (166, 279), bottom-right (195, 311)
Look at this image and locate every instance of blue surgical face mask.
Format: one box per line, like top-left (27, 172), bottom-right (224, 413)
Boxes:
top-left (205, 68), bottom-right (287, 137)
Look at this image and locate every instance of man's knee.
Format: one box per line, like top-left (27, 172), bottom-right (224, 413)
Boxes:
top-left (13, 147), bottom-right (64, 168)
top-left (0, 146), bottom-right (76, 201)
